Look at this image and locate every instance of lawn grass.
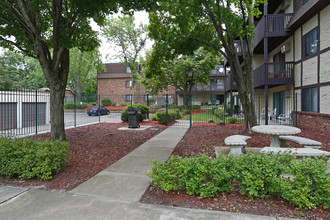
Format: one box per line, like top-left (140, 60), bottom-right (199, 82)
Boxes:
top-left (181, 109), bottom-right (245, 124)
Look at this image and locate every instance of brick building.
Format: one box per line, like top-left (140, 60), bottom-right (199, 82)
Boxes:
top-left (97, 63), bottom-right (177, 105)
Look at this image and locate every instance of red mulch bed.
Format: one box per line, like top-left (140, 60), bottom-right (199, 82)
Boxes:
top-left (0, 123), bottom-right (166, 191)
top-left (140, 125), bottom-right (330, 219)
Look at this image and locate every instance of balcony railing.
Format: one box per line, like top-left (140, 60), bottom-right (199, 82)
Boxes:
top-left (191, 84), bottom-right (225, 92)
top-left (254, 62), bottom-right (294, 87)
top-left (254, 13), bottom-right (293, 47)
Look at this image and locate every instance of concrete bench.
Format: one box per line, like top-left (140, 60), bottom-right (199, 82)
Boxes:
top-left (279, 136), bottom-right (322, 149)
top-left (224, 135), bottom-right (251, 156)
top-left (260, 147), bottom-right (330, 159)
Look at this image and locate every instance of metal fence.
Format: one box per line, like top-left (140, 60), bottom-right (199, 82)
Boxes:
top-left (0, 88), bottom-right (298, 137)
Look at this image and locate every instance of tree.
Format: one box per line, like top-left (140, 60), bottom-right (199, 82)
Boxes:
top-left (148, 0), bottom-right (266, 132)
top-left (68, 48), bottom-right (103, 102)
top-left (141, 47), bottom-right (219, 108)
top-left (0, 50), bottom-right (46, 89)
top-left (0, 0), bottom-right (153, 140)
top-left (101, 14), bottom-right (149, 89)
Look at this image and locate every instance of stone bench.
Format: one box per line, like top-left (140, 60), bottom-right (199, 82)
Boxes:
top-left (224, 135), bottom-right (251, 156)
top-left (279, 136), bottom-right (322, 149)
top-left (260, 147), bottom-right (330, 160)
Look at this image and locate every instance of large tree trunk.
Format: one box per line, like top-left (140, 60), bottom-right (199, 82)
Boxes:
top-left (49, 81), bottom-right (66, 140)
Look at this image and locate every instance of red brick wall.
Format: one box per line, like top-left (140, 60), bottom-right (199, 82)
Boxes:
top-left (293, 111), bottom-right (330, 132)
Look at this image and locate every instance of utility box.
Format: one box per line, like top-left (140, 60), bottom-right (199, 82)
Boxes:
top-left (128, 107), bottom-right (141, 128)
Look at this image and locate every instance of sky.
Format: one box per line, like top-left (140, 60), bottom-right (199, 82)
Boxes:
top-left (92, 11), bottom-right (152, 63)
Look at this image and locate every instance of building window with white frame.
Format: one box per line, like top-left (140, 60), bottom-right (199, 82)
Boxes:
top-left (125, 80), bottom-right (132, 88)
top-left (302, 27), bottom-right (318, 58)
top-left (125, 95), bottom-right (132, 102)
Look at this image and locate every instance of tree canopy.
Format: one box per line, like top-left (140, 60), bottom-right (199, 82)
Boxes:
top-left (0, 0), bottom-right (154, 140)
top-left (147, 0), bottom-right (266, 131)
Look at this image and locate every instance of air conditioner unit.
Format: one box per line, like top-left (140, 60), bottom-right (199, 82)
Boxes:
top-left (281, 44), bottom-right (290, 53)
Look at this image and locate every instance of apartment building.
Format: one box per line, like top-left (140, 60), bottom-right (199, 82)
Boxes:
top-left (97, 63), bottom-right (176, 105)
top-left (226, 0), bottom-right (330, 129)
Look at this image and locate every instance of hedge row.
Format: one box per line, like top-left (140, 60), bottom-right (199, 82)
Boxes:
top-left (0, 137), bottom-right (70, 180)
top-left (148, 153), bottom-right (329, 209)
top-left (151, 109), bottom-right (181, 124)
top-left (121, 104), bottom-right (149, 122)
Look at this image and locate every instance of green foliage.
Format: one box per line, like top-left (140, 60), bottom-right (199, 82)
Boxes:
top-left (120, 102), bottom-right (127, 106)
top-left (213, 108), bottom-right (225, 119)
top-left (112, 102), bottom-right (117, 106)
top-left (0, 137), bottom-right (70, 180)
top-left (192, 105), bottom-right (201, 111)
top-left (101, 98), bottom-right (111, 106)
top-left (155, 110), bottom-right (178, 124)
top-left (148, 153), bottom-right (329, 208)
top-left (279, 157), bottom-right (329, 209)
top-left (148, 154), bottom-right (234, 198)
top-left (121, 104), bottom-right (150, 122)
top-left (228, 117), bottom-right (238, 124)
top-left (64, 102), bottom-right (89, 109)
top-left (217, 120), bottom-right (225, 125)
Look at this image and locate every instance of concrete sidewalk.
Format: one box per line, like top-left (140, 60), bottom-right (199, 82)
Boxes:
top-left (0, 123), bottom-right (295, 220)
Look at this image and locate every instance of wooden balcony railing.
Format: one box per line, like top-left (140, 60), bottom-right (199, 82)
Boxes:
top-left (254, 13), bottom-right (293, 47)
top-left (254, 62), bottom-right (294, 87)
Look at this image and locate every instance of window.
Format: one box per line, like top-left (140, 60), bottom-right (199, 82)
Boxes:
top-left (125, 95), bottom-right (132, 102)
top-left (302, 0), bottom-right (309, 5)
top-left (210, 79), bottom-right (224, 90)
top-left (302, 87), bottom-right (318, 112)
top-left (302, 27), bottom-right (318, 57)
top-left (126, 67), bottom-right (131, 73)
top-left (125, 81), bottom-right (132, 88)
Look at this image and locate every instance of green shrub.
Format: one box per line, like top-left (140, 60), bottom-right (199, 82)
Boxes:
top-left (279, 156), bottom-right (329, 209)
top-left (0, 137), bottom-right (70, 180)
top-left (208, 119), bottom-right (214, 123)
top-left (112, 102), bottom-right (116, 106)
top-left (148, 154), bottom-right (234, 198)
top-left (121, 104), bottom-right (149, 122)
top-left (213, 109), bottom-right (224, 119)
top-left (120, 102), bottom-right (126, 106)
top-left (101, 97), bottom-right (111, 106)
top-left (217, 120), bottom-right (225, 125)
top-left (150, 114), bottom-right (158, 121)
top-left (155, 110), bottom-right (177, 124)
top-left (147, 153), bottom-right (329, 208)
top-left (64, 102), bottom-right (88, 109)
top-left (192, 105), bottom-right (201, 111)
top-left (228, 117), bottom-right (238, 124)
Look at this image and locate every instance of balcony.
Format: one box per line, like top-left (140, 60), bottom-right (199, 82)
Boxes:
top-left (254, 62), bottom-right (294, 88)
top-left (191, 84), bottom-right (225, 93)
top-left (225, 74), bottom-right (238, 92)
top-left (254, 13), bottom-right (293, 52)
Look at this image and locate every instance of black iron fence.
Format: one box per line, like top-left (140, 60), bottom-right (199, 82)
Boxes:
top-left (0, 87), bottom-right (299, 137)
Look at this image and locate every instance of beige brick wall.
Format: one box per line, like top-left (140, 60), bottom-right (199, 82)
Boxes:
top-left (268, 37), bottom-right (294, 62)
top-left (320, 50), bottom-right (330, 83)
top-left (302, 57), bottom-right (318, 86)
top-left (320, 4), bottom-right (330, 50)
top-left (302, 15), bottom-right (318, 35)
top-left (294, 63), bottom-right (301, 86)
top-left (320, 86), bottom-right (330, 114)
top-left (294, 28), bottom-right (301, 59)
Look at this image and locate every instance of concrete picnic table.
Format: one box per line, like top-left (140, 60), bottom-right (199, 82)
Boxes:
top-left (252, 125), bottom-right (301, 148)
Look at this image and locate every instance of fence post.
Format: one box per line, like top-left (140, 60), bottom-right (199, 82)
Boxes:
top-left (295, 93), bottom-right (297, 126)
top-left (35, 89), bottom-right (38, 134)
top-left (224, 93), bottom-right (226, 124)
top-left (74, 93), bottom-right (76, 127)
top-left (189, 94), bottom-right (192, 128)
top-left (98, 94), bottom-right (101, 123)
top-left (166, 94), bottom-right (168, 126)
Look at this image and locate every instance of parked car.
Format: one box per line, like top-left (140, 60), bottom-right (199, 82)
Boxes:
top-left (87, 106), bottom-right (110, 116)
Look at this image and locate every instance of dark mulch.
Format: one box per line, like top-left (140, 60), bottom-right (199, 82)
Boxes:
top-left (0, 123), bottom-right (166, 191)
top-left (140, 124), bottom-right (330, 220)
